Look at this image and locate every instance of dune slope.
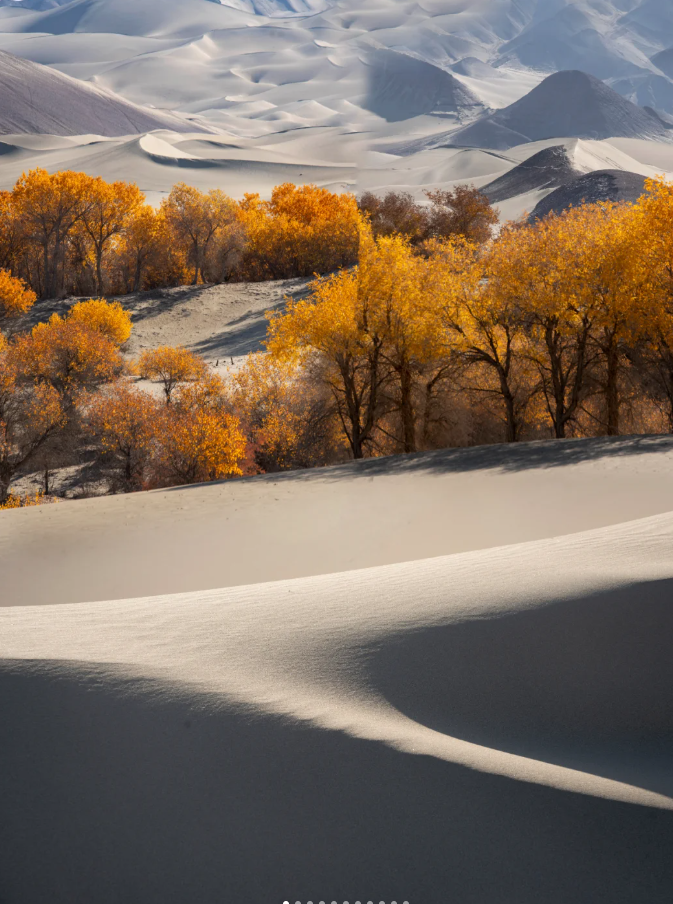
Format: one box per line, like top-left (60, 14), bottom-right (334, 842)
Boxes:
top-left (1, 437), bottom-right (673, 901)
top-left (0, 49), bottom-right (198, 135)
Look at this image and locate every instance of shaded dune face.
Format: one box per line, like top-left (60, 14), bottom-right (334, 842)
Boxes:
top-left (2, 447), bottom-right (673, 901)
top-left (2, 662), bottom-right (673, 904)
top-left (368, 579), bottom-right (673, 799)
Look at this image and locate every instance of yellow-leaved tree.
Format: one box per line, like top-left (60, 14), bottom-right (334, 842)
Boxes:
top-left (151, 374), bottom-right (246, 485)
top-left (239, 183), bottom-right (361, 281)
top-left (85, 382), bottom-right (159, 490)
top-left (137, 346), bottom-right (208, 404)
top-left (78, 177), bottom-right (145, 296)
top-left (162, 184), bottom-right (238, 285)
top-left (0, 270), bottom-right (37, 334)
top-left (0, 344), bottom-right (65, 503)
top-left (267, 229), bottom-right (453, 456)
top-left (68, 298), bottom-right (132, 346)
top-left (232, 352), bottom-right (340, 471)
top-left (12, 168), bottom-right (93, 299)
top-left (11, 304), bottom-right (126, 404)
top-left (424, 236), bottom-right (535, 443)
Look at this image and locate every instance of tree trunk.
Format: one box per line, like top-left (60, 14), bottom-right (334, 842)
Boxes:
top-left (133, 257), bottom-right (142, 293)
top-left (399, 363), bottom-right (416, 453)
top-left (0, 466), bottom-right (11, 505)
top-left (504, 391), bottom-right (518, 442)
top-left (95, 246), bottom-right (104, 297)
top-left (497, 366), bottom-right (518, 442)
top-left (42, 242), bottom-right (52, 300)
top-left (605, 344), bottom-right (620, 436)
top-left (192, 240), bottom-right (200, 285)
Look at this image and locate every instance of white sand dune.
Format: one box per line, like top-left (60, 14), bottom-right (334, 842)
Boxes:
top-left (0, 49), bottom-right (202, 136)
top-left (0, 0), bottom-right (673, 211)
top-left (2, 436), bottom-right (673, 901)
top-left (1, 3), bottom-right (673, 899)
top-left (0, 129), bottom-right (356, 200)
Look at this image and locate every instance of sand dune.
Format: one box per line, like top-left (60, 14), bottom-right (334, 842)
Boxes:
top-left (0, 1), bottom-right (672, 212)
top-left (1, 4), bottom-right (673, 899)
top-left (530, 169), bottom-right (648, 220)
top-left (0, 49), bottom-right (201, 136)
top-left (4, 435), bottom-right (673, 606)
top-left (0, 129), bottom-right (356, 200)
top-left (1, 436), bottom-right (673, 901)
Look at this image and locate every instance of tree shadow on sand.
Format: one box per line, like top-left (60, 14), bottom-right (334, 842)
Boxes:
top-left (160, 433), bottom-right (673, 493)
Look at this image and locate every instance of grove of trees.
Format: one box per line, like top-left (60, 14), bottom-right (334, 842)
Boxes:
top-left (0, 171), bottom-right (363, 300)
top-left (2, 168), bottom-right (673, 506)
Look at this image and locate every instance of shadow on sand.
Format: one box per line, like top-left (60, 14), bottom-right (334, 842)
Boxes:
top-left (160, 433), bottom-right (673, 493)
top-left (1, 654), bottom-right (673, 903)
top-left (368, 577), bottom-right (673, 800)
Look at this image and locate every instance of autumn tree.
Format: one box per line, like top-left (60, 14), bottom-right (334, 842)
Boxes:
top-left (86, 382), bottom-right (158, 490)
top-left (267, 229), bottom-right (456, 457)
top-left (68, 298), bottom-right (132, 346)
top-left (118, 205), bottom-right (168, 292)
top-left (358, 191), bottom-right (428, 245)
top-left (12, 169), bottom-right (93, 299)
top-left (79, 177), bottom-right (144, 296)
top-left (630, 179), bottom-right (673, 430)
top-left (426, 237), bottom-right (534, 442)
top-left (232, 352), bottom-right (339, 471)
top-left (0, 348), bottom-right (64, 503)
top-left (425, 185), bottom-right (498, 245)
top-left (481, 213), bottom-right (600, 438)
top-left (137, 346), bottom-right (207, 403)
top-left (239, 183), bottom-right (361, 280)
top-left (0, 190), bottom-right (25, 274)
top-left (12, 310), bottom-right (125, 405)
top-left (268, 265), bottom-right (388, 458)
top-left (151, 374), bottom-right (246, 485)
top-left (577, 202), bottom-right (652, 436)
top-left (162, 184), bottom-right (237, 285)
top-left (0, 270), bottom-right (37, 334)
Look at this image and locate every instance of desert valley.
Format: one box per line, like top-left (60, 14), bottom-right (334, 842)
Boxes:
top-left (1, 1), bottom-right (673, 902)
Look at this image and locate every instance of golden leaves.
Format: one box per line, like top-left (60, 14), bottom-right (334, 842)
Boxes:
top-left (238, 182), bottom-right (362, 280)
top-left (137, 346), bottom-right (208, 403)
top-left (0, 269), bottom-right (36, 324)
top-left (11, 302), bottom-right (126, 398)
top-left (68, 299), bottom-right (132, 346)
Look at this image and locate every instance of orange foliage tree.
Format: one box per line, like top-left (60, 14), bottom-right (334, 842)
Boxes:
top-left (86, 382), bottom-right (158, 490)
top-left (162, 183), bottom-right (238, 285)
top-left (0, 270), bottom-right (36, 332)
top-left (68, 298), bottom-right (132, 346)
top-left (137, 346), bottom-right (208, 403)
top-left (12, 168), bottom-right (93, 299)
top-left (232, 352), bottom-right (340, 471)
top-left (12, 308), bottom-right (125, 403)
top-left (239, 183), bottom-right (361, 280)
top-left (79, 177), bottom-right (145, 296)
top-left (116, 205), bottom-right (167, 292)
top-left (0, 347), bottom-right (65, 503)
top-left (151, 375), bottom-right (246, 485)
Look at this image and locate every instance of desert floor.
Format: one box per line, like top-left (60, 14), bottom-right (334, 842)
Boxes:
top-left (2, 435), bottom-right (673, 903)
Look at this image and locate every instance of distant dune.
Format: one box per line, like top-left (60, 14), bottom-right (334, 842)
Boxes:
top-left (363, 48), bottom-right (487, 123)
top-left (530, 169), bottom-right (648, 220)
top-left (0, 50), bottom-right (200, 136)
top-left (449, 71), bottom-right (670, 150)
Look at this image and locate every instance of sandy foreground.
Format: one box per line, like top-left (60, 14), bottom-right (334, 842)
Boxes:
top-left (1, 435), bottom-right (673, 902)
